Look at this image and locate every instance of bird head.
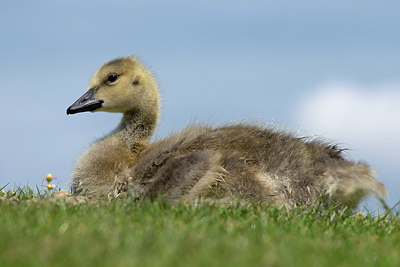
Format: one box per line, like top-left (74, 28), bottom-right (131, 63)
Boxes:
top-left (67, 56), bottom-right (160, 115)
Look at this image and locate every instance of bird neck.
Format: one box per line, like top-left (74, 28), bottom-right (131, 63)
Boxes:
top-left (112, 108), bottom-right (158, 153)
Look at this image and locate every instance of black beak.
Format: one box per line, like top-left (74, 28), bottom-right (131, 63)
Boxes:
top-left (66, 88), bottom-right (104, 115)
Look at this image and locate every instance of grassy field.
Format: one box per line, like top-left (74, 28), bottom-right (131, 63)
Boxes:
top-left (0, 187), bottom-right (399, 267)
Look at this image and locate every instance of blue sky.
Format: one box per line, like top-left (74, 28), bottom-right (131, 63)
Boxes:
top-left (1, 1), bottom-right (399, 209)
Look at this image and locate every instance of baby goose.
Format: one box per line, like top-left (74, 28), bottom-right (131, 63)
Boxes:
top-left (67, 56), bottom-right (387, 208)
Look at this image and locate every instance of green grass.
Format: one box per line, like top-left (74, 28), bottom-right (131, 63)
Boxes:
top-left (0, 187), bottom-right (399, 267)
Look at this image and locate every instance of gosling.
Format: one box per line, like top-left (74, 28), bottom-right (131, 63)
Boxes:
top-left (66, 56), bottom-right (387, 208)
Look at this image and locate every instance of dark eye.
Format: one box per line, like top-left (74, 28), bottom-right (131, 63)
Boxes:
top-left (107, 74), bottom-right (119, 83)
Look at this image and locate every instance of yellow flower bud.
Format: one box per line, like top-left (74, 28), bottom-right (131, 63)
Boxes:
top-left (45, 174), bottom-right (53, 183)
top-left (46, 184), bottom-right (54, 190)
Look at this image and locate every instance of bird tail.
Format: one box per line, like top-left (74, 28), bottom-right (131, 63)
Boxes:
top-left (323, 162), bottom-right (388, 208)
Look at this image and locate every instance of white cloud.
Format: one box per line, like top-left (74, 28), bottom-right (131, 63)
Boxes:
top-left (295, 82), bottom-right (400, 164)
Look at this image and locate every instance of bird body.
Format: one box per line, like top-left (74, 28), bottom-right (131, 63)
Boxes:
top-left (67, 56), bottom-right (387, 208)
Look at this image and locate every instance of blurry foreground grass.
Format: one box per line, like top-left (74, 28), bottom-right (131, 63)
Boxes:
top-left (0, 186), bottom-right (399, 267)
